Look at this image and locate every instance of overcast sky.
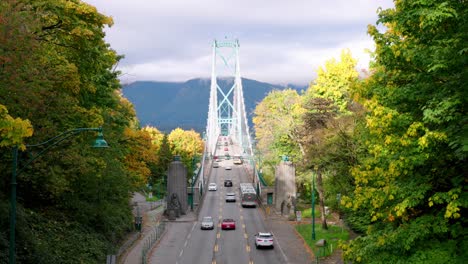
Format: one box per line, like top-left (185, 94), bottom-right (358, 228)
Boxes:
top-left (83, 0), bottom-right (394, 86)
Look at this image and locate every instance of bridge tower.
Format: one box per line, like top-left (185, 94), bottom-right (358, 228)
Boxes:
top-left (206, 39), bottom-right (252, 156)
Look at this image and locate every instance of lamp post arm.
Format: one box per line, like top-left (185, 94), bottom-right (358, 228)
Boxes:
top-left (17, 127), bottom-right (102, 176)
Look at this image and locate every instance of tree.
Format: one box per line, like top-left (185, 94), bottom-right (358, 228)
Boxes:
top-left (168, 128), bottom-right (204, 170)
top-left (253, 89), bottom-right (306, 183)
top-left (0, 0), bottom-right (140, 262)
top-left (0, 104), bottom-right (33, 148)
top-left (301, 50), bottom-right (360, 229)
top-left (341, 1), bottom-right (467, 262)
top-left (308, 49), bottom-right (359, 114)
top-left (153, 134), bottom-right (172, 197)
top-left (120, 128), bottom-right (158, 188)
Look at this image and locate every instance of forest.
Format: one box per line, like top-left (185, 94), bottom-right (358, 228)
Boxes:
top-left (252, 0), bottom-right (466, 263)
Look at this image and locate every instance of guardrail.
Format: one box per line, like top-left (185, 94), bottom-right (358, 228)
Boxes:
top-left (141, 222), bottom-right (166, 264)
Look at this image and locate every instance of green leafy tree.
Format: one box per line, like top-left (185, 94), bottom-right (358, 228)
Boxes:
top-left (253, 89), bottom-right (305, 183)
top-left (301, 50), bottom-right (360, 229)
top-left (341, 1), bottom-right (467, 263)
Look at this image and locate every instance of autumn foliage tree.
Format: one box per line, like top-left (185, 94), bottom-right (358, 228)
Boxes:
top-left (0, 0), bottom-right (143, 262)
top-left (168, 128), bottom-right (204, 169)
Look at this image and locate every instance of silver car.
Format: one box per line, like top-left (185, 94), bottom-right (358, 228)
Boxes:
top-left (201, 216), bottom-right (214, 230)
top-left (225, 192), bottom-right (236, 202)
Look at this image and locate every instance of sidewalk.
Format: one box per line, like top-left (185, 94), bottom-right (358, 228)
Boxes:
top-left (147, 210), bottom-right (197, 263)
top-left (264, 210), bottom-right (314, 264)
top-left (119, 193), bottom-right (166, 264)
top-left (266, 210), bottom-right (353, 264)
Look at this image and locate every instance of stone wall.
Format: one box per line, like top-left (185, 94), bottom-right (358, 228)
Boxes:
top-left (274, 161), bottom-right (296, 215)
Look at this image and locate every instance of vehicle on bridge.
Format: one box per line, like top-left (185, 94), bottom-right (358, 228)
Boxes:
top-left (240, 183), bottom-right (257, 208)
top-left (224, 179), bottom-right (233, 187)
top-left (254, 232), bottom-right (274, 249)
top-left (200, 216), bottom-right (214, 230)
top-left (225, 192), bottom-right (236, 202)
top-left (221, 218), bottom-right (236, 230)
top-left (208, 183), bottom-right (217, 191)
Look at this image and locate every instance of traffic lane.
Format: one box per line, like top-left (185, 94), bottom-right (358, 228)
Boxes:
top-left (177, 166), bottom-right (222, 264)
top-left (243, 207), bottom-right (284, 264)
top-left (149, 221), bottom-right (195, 264)
top-left (236, 161), bottom-right (285, 264)
top-left (179, 189), bottom-right (219, 263)
top-left (214, 191), bottom-right (249, 264)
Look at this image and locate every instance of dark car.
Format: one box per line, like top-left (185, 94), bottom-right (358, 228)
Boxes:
top-left (224, 180), bottom-right (233, 187)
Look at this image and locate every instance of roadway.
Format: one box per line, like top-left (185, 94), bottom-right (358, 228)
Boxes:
top-left (151, 142), bottom-right (287, 264)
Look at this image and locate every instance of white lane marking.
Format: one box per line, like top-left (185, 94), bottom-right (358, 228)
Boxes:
top-left (191, 222), bottom-right (196, 231)
top-left (184, 240), bottom-right (188, 247)
top-left (271, 231), bottom-right (289, 263)
top-left (179, 249), bottom-right (183, 257)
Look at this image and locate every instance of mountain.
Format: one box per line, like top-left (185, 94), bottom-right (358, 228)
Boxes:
top-left (121, 78), bottom-right (306, 133)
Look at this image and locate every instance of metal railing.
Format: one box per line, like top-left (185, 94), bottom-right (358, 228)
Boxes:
top-left (141, 222), bottom-right (166, 264)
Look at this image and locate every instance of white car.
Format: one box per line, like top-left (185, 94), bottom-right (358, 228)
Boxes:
top-left (254, 232), bottom-right (274, 249)
top-left (208, 183), bottom-right (217, 191)
top-left (225, 166), bottom-right (232, 170)
top-left (200, 216), bottom-right (214, 230)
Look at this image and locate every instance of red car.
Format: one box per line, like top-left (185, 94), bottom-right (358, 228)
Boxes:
top-left (224, 147), bottom-right (228, 151)
top-left (221, 218), bottom-right (236, 230)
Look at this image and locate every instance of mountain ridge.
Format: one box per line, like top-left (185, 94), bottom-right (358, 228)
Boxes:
top-left (121, 78), bottom-right (306, 132)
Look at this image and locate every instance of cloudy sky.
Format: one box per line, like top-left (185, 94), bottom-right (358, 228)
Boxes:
top-left (83, 0), bottom-right (394, 85)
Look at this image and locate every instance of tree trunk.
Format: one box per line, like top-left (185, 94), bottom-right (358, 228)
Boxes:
top-left (316, 169), bottom-right (328, 230)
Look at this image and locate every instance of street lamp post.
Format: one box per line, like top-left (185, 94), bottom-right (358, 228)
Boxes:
top-left (9, 127), bottom-right (108, 264)
top-left (311, 169), bottom-right (316, 241)
top-left (190, 156), bottom-right (199, 211)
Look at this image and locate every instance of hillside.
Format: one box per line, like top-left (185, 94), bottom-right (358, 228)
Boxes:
top-left (121, 78), bottom-right (306, 132)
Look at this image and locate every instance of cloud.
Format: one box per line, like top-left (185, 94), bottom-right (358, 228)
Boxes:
top-left (84, 0), bottom-right (394, 85)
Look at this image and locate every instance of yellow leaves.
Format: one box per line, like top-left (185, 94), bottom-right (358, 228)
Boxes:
top-left (406, 122), bottom-right (424, 137)
top-left (0, 104), bottom-right (33, 149)
top-left (341, 196), bottom-right (354, 209)
top-left (417, 130), bottom-right (447, 149)
top-left (428, 188), bottom-right (462, 219)
top-left (444, 202), bottom-right (461, 219)
top-left (70, 27), bottom-right (94, 38)
top-left (142, 126), bottom-right (164, 145)
top-left (168, 128), bottom-right (204, 158)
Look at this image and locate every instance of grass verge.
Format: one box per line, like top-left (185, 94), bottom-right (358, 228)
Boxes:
top-left (295, 223), bottom-right (349, 258)
top-left (300, 205), bottom-right (322, 218)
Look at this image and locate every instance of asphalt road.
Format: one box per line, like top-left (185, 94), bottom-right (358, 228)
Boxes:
top-left (178, 159), bottom-right (286, 264)
top-left (150, 148), bottom-right (288, 264)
